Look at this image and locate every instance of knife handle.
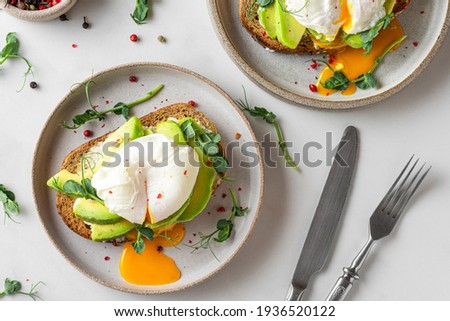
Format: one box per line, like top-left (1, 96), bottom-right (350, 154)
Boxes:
top-left (326, 236), bottom-right (375, 301)
top-left (285, 284), bottom-right (306, 301)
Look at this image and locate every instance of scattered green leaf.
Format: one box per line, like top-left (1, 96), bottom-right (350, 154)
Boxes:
top-left (132, 226), bottom-right (156, 254)
top-left (322, 70), bottom-right (351, 91)
top-left (136, 225), bottom-right (154, 241)
top-left (359, 13), bottom-right (394, 54)
top-left (0, 278), bottom-right (44, 301)
top-left (319, 35), bottom-right (407, 92)
top-left (257, 0), bottom-right (273, 7)
top-left (0, 184), bottom-right (20, 223)
top-left (132, 232), bottom-right (145, 254)
top-left (237, 87), bottom-right (299, 171)
top-left (61, 82), bottom-right (164, 129)
top-left (0, 32), bottom-right (33, 92)
top-left (180, 119), bottom-right (228, 175)
top-left (185, 187), bottom-right (248, 260)
top-left (50, 155), bottom-right (104, 204)
top-left (131, 0), bottom-right (149, 24)
top-left (355, 73), bottom-right (377, 90)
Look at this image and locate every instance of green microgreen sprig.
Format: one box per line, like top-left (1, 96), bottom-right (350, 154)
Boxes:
top-left (186, 188), bottom-right (249, 260)
top-left (0, 32), bottom-right (33, 92)
top-left (131, 0), bottom-right (149, 24)
top-left (50, 155), bottom-right (103, 204)
top-left (0, 184), bottom-right (20, 224)
top-left (180, 120), bottom-right (228, 175)
top-left (132, 226), bottom-right (155, 254)
top-left (320, 35), bottom-right (407, 91)
top-left (279, 0), bottom-right (309, 16)
top-left (0, 278), bottom-right (44, 301)
top-left (237, 87), bottom-right (299, 172)
top-left (357, 13), bottom-right (394, 54)
top-left (61, 81), bottom-right (164, 129)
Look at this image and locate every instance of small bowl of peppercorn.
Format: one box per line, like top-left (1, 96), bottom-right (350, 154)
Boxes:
top-left (1, 0), bottom-right (77, 22)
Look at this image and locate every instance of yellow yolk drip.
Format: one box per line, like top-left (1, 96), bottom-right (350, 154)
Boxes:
top-left (311, 35), bottom-right (347, 50)
top-left (340, 0), bottom-right (353, 33)
top-left (317, 18), bottom-right (405, 96)
top-left (119, 223), bottom-right (185, 285)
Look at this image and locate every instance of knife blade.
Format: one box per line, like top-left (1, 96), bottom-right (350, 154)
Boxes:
top-left (285, 126), bottom-right (358, 301)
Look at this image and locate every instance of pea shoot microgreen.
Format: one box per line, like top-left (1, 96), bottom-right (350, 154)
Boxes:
top-left (180, 119), bottom-right (228, 175)
top-left (131, 0), bottom-right (149, 24)
top-left (0, 32), bottom-right (33, 92)
top-left (61, 81), bottom-right (164, 129)
top-left (320, 35), bottom-right (407, 91)
top-left (0, 278), bottom-right (44, 301)
top-left (0, 184), bottom-right (20, 224)
top-left (132, 226), bottom-right (155, 254)
top-left (258, 0), bottom-right (274, 7)
top-left (186, 188), bottom-right (249, 260)
top-left (50, 155), bottom-right (104, 204)
top-left (358, 13), bottom-right (394, 54)
top-left (236, 87), bottom-right (300, 172)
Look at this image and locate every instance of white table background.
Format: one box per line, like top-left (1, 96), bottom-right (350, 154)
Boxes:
top-left (1, 0), bottom-right (449, 301)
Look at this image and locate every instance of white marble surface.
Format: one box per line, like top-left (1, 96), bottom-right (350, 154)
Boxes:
top-left (1, 0), bottom-right (449, 301)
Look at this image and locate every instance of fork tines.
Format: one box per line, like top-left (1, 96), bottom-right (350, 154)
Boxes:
top-left (370, 156), bottom-right (431, 240)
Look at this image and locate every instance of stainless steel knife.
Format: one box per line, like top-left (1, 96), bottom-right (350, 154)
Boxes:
top-left (285, 126), bottom-right (358, 301)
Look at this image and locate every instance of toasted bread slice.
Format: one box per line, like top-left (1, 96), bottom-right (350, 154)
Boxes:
top-left (56, 103), bottom-right (223, 240)
top-left (239, 0), bottom-right (412, 55)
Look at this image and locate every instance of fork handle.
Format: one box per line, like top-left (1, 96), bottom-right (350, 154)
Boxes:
top-left (326, 267), bottom-right (359, 301)
top-left (326, 237), bottom-right (375, 301)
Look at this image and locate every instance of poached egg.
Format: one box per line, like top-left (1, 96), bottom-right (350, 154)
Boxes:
top-left (91, 133), bottom-right (200, 224)
top-left (284, 0), bottom-right (387, 41)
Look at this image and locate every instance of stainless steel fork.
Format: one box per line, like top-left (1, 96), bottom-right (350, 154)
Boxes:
top-left (326, 156), bottom-right (431, 301)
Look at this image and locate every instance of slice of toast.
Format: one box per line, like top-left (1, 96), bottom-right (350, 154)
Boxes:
top-left (239, 0), bottom-right (412, 55)
top-left (55, 103), bottom-right (223, 240)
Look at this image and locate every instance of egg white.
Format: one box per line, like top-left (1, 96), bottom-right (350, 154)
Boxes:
top-left (284, 0), bottom-right (387, 40)
top-left (284, 0), bottom-right (343, 41)
top-left (343, 0), bottom-right (386, 35)
top-left (92, 134), bottom-right (200, 225)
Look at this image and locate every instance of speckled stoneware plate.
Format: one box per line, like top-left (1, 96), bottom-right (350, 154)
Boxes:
top-left (208, 0), bottom-right (450, 109)
top-left (1, 0), bottom-right (77, 21)
top-left (32, 62), bottom-right (264, 294)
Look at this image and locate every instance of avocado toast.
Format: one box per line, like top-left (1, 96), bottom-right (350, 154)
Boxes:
top-left (47, 103), bottom-right (225, 242)
top-left (239, 0), bottom-right (411, 54)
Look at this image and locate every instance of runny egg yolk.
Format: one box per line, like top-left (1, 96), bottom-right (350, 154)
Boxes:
top-left (334, 0), bottom-right (351, 28)
top-left (317, 18), bottom-right (405, 96)
top-left (119, 223), bottom-right (185, 285)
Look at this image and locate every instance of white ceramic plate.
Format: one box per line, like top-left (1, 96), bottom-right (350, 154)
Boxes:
top-left (32, 62), bottom-right (264, 294)
top-left (208, 0), bottom-right (450, 109)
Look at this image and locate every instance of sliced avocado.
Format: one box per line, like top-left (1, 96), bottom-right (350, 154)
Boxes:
top-left (91, 219), bottom-right (135, 242)
top-left (176, 118), bottom-right (216, 222)
top-left (258, 4), bottom-right (277, 39)
top-left (104, 116), bottom-right (145, 146)
top-left (275, 0), bottom-right (306, 49)
top-left (86, 116), bottom-right (145, 177)
top-left (177, 146), bottom-right (215, 223)
top-left (73, 198), bottom-right (122, 224)
top-left (308, 29), bottom-right (329, 43)
top-left (143, 127), bottom-right (153, 136)
top-left (345, 34), bottom-right (363, 48)
top-left (384, 0), bottom-right (396, 14)
top-left (144, 196), bottom-right (191, 230)
top-left (155, 120), bottom-right (187, 145)
top-left (47, 169), bottom-right (81, 191)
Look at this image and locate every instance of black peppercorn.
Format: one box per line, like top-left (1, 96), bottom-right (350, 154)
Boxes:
top-left (82, 17), bottom-right (89, 29)
top-left (59, 14), bottom-right (68, 21)
top-left (30, 81), bottom-right (38, 89)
